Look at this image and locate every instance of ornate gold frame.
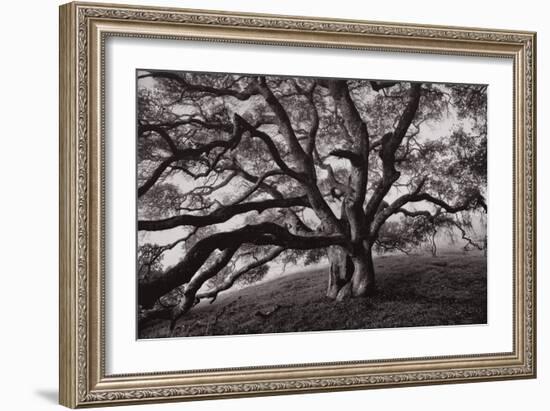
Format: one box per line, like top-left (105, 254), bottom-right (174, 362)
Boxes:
top-left (59, 1), bottom-right (536, 408)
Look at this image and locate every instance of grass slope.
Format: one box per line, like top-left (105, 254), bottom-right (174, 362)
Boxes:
top-left (140, 252), bottom-right (487, 339)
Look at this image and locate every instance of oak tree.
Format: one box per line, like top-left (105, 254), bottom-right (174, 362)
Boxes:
top-left (136, 71), bottom-right (487, 325)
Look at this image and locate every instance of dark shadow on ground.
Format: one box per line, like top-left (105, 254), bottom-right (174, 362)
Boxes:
top-left (140, 251), bottom-right (487, 339)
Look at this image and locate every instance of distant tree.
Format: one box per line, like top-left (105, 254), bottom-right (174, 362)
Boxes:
top-left (136, 71), bottom-right (487, 324)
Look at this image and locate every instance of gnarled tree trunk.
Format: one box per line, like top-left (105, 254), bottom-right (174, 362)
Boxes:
top-left (350, 243), bottom-right (376, 297)
top-left (326, 246), bottom-right (353, 300)
top-left (327, 244), bottom-right (375, 301)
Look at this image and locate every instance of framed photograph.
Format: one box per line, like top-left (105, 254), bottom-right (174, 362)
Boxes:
top-left (59, 2), bottom-right (537, 408)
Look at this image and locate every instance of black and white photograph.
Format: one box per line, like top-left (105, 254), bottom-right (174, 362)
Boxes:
top-left (136, 70), bottom-right (488, 339)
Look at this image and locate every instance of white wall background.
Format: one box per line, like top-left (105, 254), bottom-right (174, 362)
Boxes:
top-left (0, 0), bottom-right (546, 409)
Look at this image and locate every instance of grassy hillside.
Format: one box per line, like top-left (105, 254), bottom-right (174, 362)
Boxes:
top-left (139, 252), bottom-right (487, 339)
